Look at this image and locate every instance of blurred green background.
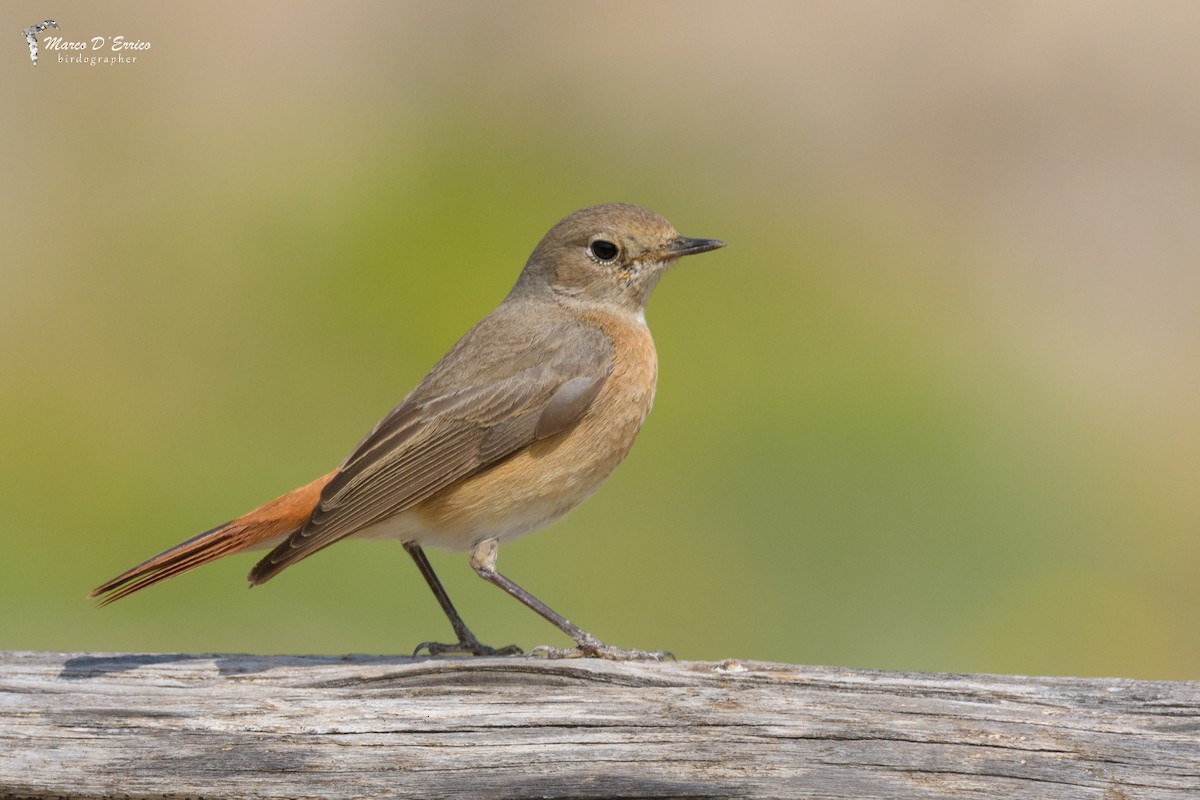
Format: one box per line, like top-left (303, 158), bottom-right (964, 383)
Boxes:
top-left (2, 2), bottom-right (1197, 679)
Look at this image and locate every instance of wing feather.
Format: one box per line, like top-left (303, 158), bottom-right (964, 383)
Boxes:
top-left (248, 314), bottom-right (614, 584)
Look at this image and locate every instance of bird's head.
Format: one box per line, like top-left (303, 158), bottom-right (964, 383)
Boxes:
top-left (517, 203), bottom-right (725, 315)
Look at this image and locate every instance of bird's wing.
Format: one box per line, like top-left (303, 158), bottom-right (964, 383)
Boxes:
top-left (25, 19), bottom-right (59, 35)
top-left (248, 315), bottom-right (613, 583)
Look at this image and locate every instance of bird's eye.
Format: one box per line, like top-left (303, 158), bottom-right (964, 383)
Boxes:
top-left (589, 239), bottom-right (619, 262)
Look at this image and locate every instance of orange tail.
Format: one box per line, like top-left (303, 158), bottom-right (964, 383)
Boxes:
top-left (91, 471), bottom-right (336, 605)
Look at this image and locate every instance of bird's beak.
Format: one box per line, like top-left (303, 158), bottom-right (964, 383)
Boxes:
top-left (661, 236), bottom-right (727, 259)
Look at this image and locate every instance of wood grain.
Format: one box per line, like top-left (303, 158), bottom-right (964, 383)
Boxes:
top-left (1, 651), bottom-right (1197, 799)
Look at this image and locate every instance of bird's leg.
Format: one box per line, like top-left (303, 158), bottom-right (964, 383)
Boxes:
top-left (404, 542), bottom-right (522, 656)
top-left (468, 538), bottom-right (673, 662)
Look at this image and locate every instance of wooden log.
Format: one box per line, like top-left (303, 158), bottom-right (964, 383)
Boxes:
top-left (0, 651), bottom-right (1196, 799)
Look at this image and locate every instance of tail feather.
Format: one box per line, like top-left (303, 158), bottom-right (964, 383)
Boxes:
top-left (91, 471), bottom-right (336, 605)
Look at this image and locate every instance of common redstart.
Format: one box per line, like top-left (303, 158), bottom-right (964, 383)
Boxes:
top-left (92, 203), bottom-right (725, 660)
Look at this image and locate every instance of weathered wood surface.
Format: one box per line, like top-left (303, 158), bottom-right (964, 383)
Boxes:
top-left (0, 651), bottom-right (1197, 799)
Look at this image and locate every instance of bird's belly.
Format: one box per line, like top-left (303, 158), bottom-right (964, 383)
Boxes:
top-left (356, 317), bottom-right (657, 552)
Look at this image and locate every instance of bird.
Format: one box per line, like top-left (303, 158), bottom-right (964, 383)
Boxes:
top-left (92, 203), bottom-right (725, 660)
top-left (21, 19), bottom-right (58, 67)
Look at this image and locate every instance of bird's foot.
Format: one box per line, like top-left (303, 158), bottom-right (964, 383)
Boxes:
top-left (530, 636), bottom-right (674, 662)
top-left (413, 638), bottom-right (523, 657)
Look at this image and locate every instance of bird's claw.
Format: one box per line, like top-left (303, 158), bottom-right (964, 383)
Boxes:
top-left (529, 642), bottom-right (675, 661)
top-left (413, 639), bottom-right (523, 657)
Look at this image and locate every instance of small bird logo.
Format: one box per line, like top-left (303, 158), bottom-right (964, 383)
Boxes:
top-left (21, 19), bottom-right (58, 67)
